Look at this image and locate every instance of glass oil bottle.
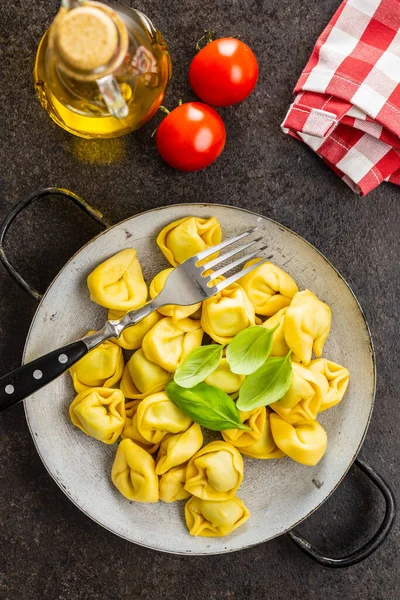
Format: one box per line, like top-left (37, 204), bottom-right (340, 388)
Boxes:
top-left (33, 0), bottom-right (172, 138)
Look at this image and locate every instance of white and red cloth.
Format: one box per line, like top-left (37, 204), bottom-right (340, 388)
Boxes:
top-left (282, 0), bottom-right (400, 196)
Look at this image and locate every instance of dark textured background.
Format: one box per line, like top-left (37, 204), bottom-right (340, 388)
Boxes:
top-left (0, 1), bottom-right (399, 599)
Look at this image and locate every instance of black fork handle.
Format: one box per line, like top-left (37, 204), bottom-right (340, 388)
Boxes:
top-left (0, 341), bottom-right (89, 413)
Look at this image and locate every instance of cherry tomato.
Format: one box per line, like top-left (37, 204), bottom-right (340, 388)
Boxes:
top-left (156, 102), bottom-right (226, 171)
top-left (189, 37), bottom-right (258, 107)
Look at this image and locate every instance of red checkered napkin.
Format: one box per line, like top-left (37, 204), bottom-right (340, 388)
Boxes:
top-left (282, 0), bottom-right (400, 196)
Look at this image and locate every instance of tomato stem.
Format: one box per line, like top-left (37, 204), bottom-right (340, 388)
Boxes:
top-left (152, 105), bottom-right (171, 137)
top-left (195, 30), bottom-right (215, 51)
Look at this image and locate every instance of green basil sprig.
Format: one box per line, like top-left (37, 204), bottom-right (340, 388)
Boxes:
top-left (226, 325), bottom-right (277, 375)
top-left (166, 381), bottom-right (250, 431)
top-left (174, 344), bottom-right (224, 388)
top-left (236, 352), bottom-right (293, 411)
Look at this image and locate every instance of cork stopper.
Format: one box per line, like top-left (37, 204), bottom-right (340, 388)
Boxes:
top-left (55, 6), bottom-right (119, 72)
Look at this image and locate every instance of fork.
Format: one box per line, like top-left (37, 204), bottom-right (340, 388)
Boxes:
top-left (0, 227), bottom-right (269, 413)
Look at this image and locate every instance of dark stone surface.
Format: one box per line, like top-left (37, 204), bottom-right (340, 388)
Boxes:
top-left (0, 0), bottom-right (399, 598)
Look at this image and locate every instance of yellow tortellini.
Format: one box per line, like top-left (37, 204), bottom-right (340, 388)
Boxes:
top-left (108, 309), bottom-right (161, 350)
top-left (277, 361), bottom-right (319, 409)
top-left (87, 249), bottom-right (148, 311)
top-left (310, 358), bottom-right (350, 412)
top-left (262, 308), bottom-right (290, 357)
top-left (121, 399), bottom-right (141, 439)
top-left (69, 336), bottom-right (124, 393)
top-left (239, 259), bottom-right (298, 316)
top-left (201, 283), bottom-right (255, 344)
top-left (284, 290), bottom-right (332, 365)
top-left (157, 216), bottom-right (222, 267)
top-left (142, 317), bottom-right (204, 372)
top-left (159, 464), bottom-right (191, 503)
top-left (111, 439), bottom-right (159, 503)
top-left (120, 349), bottom-right (171, 400)
top-left (136, 392), bottom-right (193, 445)
top-left (156, 423), bottom-right (203, 475)
top-left (150, 268), bottom-right (201, 320)
top-left (222, 406), bottom-right (266, 449)
top-left (185, 496), bottom-right (250, 537)
top-left (185, 441), bottom-right (244, 500)
top-left (121, 400), bottom-right (160, 454)
top-left (270, 413), bottom-right (327, 466)
top-left (270, 395), bottom-right (321, 425)
top-left (204, 358), bottom-right (245, 394)
top-left (223, 408), bottom-right (284, 459)
top-left (69, 387), bottom-right (125, 444)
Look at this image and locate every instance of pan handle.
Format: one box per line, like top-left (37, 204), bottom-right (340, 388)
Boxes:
top-left (0, 187), bottom-right (111, 301)
top-left (287, 459), bottom-right (396, 568)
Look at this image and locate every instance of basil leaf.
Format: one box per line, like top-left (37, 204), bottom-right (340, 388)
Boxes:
top-left (226, 326), bottom-right (276, 375)
top-left (236, 352), bottom-right (293, 411)
top-left (174, 344), bottom-right (224, 388)
top-left (166, 380), bottom-right (250, 431)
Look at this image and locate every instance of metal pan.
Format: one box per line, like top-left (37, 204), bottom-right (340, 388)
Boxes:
top-left (0, 188), bottom-right (395, 565)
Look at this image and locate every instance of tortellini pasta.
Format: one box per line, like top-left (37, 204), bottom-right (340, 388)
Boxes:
top-left (270, 361), bottom-right (322, 426)
top-left (150, 268), bottom-right (201, 320)
top-left (121, 400), bottom-right (160, 454)
top-left (121, 399), bottom-right (141, 439)
top-left (222, 406), bottom-right (266, 449)
top-left (120, 348), bottom-right (171, 399)
top-left (240, 259), bottom-right (298, 316)
top-left (277, 361), bottom-right (319, 409)
top-left (185, 441), bottom-right (244, 500)
top-left (223, 408), bottom-right (284, 459)
top-left (69, 336), bottom-right (124, 393)
top-left (136, 392), bottom-right (193, 445)
top-left (262, 308), bottom-right (290, 357)
top-left (284, 290), bottom-right (332, 365)
top-left (156, 423), bottom-right (203, 475)
top-left (142, 317), bottom-right (204, 372)
top-left (69, 387), bottom-right (125, 444)
top-left (201, 283), bottom-right (255, 344)
top-left (109, 309), bottom-right (161, 350)
top-left (111, 439), bottom-right (159, 502)
top-left (204, 358), bottom-right (245, 394)
top-left (159, 464), bottom-right (191, 503)
top-left (270, 394), bottom-right (320, 425)
top-left (157, 216), bottom-right (222, 267)
top-left (87, 249), bottom-right (148, 311)
top-left (310, 358), bottom-right (350, 412)
top-left (270, 414), bottom-right (327, 466)
top-left (185, 496), bottom-right (250, 537)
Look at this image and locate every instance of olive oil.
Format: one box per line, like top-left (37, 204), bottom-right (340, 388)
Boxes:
top-left (33, 1), bottom-right (172, 139)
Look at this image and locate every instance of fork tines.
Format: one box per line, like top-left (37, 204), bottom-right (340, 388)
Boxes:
top-left (194, 227), bottom-right (271, 292)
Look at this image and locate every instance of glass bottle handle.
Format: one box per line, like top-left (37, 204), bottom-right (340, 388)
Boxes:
top-left (96, 75), bottom-right (129, 119)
